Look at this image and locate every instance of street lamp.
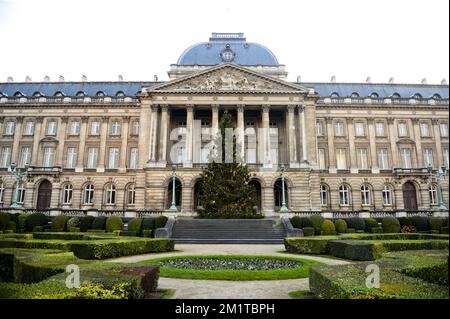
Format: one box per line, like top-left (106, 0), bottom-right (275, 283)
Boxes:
top-left (279, 163), bottom-right (289, 212)
top-left (168, 164), bottom-right (178, 212)
top-left (9, 162), bottom-right (29, 209)
top-left (427, 163), bottom-right (448, 211)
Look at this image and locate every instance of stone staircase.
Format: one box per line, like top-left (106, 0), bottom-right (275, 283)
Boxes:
top-left (171, 218), bottom-right (287, 244)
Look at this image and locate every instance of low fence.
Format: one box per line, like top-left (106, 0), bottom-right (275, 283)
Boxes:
top-left (0, 208), bottom-right (165, 218)
top-left (287, 210), bottom-right (447, 219)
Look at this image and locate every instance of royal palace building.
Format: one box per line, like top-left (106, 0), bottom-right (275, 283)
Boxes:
top-left (0, 33), bottom-right (448, 216)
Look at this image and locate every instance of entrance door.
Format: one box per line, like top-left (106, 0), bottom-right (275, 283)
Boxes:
top-left (37, 180), bottom-right (52, 209)
top-left (402, 182), bottom-right (418, 210)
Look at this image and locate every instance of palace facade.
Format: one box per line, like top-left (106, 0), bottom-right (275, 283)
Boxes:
top-left (0, 33), bottom-right (448, 216)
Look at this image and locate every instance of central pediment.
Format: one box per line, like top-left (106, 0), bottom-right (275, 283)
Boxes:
top-left (145, 64), bottom-right (309, 94)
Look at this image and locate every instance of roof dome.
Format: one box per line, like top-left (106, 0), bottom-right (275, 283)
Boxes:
top-left (177, 33), bottom-right (279, 66)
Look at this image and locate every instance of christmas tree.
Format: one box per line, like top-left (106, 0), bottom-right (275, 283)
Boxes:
top-left (198, 111), bottom-right (261, 219)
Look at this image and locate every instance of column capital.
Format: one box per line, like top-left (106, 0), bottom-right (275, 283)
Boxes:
top-left (367, 117), bottom-right (374, 124)
top-left (297, 104), bottom-right (305, 112)
top-left (345, 117), bottom-right (354, 123)
top-left (61, 116), bottom-right (69, 124)
top-left (101, 116), bottom-right (109, 123)
top-left (151, 104), bottom-right (159, 112)
top-left (237, 104), bottom-right (245, 112)
top-left (387, 118), bottom-right (395, 124)
top-left (287, 105), bottom-right (296, 113)
top-left (16, 116), bottom-right (24, 123)
top-left (186, 104), bottom-right (194, 112)
top-left (160, 104), bottom-right (169, 112)
top-left (324, 116), bottom-right (333, 124)
top-left (122, 115), bottom-right (131, 122)
top-left (432, 118), bottom-right (440, 125)
top-left (261, 104), bottom-right (270, 113)
top-left (211, 104), bottom-right (219, 112)
top-left (411, 118), bottom-right (419, 124)
top-left (81, 116), bottom-right (89, 123)
top-left (36, 116), bottom-right (44, 123)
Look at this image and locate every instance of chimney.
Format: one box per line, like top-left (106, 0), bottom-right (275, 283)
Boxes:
top-left (82, 75), bottom-right (87, 82)
top-left (366, 76), bottom-right (372, 83)
top-left (330, 75), bottom-right (336, 83)
top-left (421, 78), bottom-right (427, 84)
top-left (59, 75), bottom-right (65, 82)
top-left (25, 76), bottom-right (32, 82)
top-left (44, 75), bottom-right (50, 82)
top-left (7, 76), bottom-right (13, 82)
top-left (118, 74), bottom-right (123, 81)
top-left (389, 77), bottom-right (394, 83)
top-left (440, 78), bottom-right (447, 85)
top-left (154, 74), bottom-right (158, 82)
top-left (296, 75), bottom-right (301, 82)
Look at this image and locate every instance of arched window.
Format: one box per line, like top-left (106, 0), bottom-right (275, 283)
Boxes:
top-left (96, 91), bottom-right (105, 97)
top-left (32, 92), bottom-right (42, 97)
top-left (116, 91), bottom-right (125, 97)
top-left (339, 185), bottom-right (350, 205)
top-left (382, 185), bottom-right (393, 206)
top-left (429, 184), bottom-right (438, 205)
top-left (14, 91), bottom-right (23, 97)
top-left (0, 182), bottom-right (4, 203)
top-left (370, 92), bottom-right (379, 99)
top-left (127, 184), bottom-right (136, 205)
top-left (62, 184), bottom-right (73, 204)
top-left (413, 93), bottom-right (422, 100)
top-left (320, 184), bottom-right (329, 206)
top-left (54, 91), bottom-right (64, 97)
top-left (433, 94), bottom-right (441, 100)
top-left (330, 92), bottom-right (339, 98)
top-left (391, 93), bottom-right (401, 99)
top-left (76, 91), bottom-right (85, 97)
top-left (17, 182), bottom-right (25, 204)
top-left (350, 92), bottom-right (359, 98)
top-left (105, 184), bottom-right (116, 205)
top-left (83, 184), bottom-right (94, 205)
top-left (360, 184), bottom-right (371, 205)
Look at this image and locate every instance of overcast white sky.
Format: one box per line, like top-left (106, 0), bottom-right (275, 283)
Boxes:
top-left (0, 0), bottom-right (448, 83)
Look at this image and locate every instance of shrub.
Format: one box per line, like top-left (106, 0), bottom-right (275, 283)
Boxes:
top-left (142, 230), bottom-right (153, 238)
top-left (142, 218), bottom-right (156, 231)
top-left (441, 227), bottom-right (449, 234)
top-left (382, 216), bottom-right (401, 233)
top-left (428, 217), bottom-right (444, 233)
top-left (397, 217), bottom-right (413, 227)
top-left (410, 216), bottom-right (430, 232)
top-left (127, 218), bottom-right (143, 235)
top-left (401, 225), bottom-right (417, 233)
top-left (321, 220), bottom-right (336, 235)
top-left (69, 227), bottom-right (80, 232)
top-left (33, 232), bottom-right (86, 240)
top-left (17, 215), bottom-right (29, 232)
top-left (121, 231), bottom-right (138, 237)
top-left (154, 216), bottom-right (168, 229)
top-left (26, 213), bottom-right (48, 232)
top-left (334, 219), bottom-right (347, 234)
top-left (364, 218), bottom-right (379, 232)
top-left (310, 215), bottom-right (324, 235)
top-left (290, 216), bottom-right (312, 229)
top-left (346, 228), bottom-right (356, 233)
top-left (346, 217), bottom-right (365, 231)
top-left (113, 230), bottom-right (122, 236)
top-left (6, 221), bottom-right (16, 232)
top-left (91, 217), bottom-right (107, 230)
top-left (302, 227), bottom-right (315, 237)
top-left (87, 229), bottom-right (106, 233)
top-left (67, 217), bottom-right (81, 230)
top-left (105, 217), bottom-right (123, 233)
top-left (79, 216), bottom-right (95, 232)
top-left (0, 213), bottom-right (11, 231)
top-left (284, 237), bottom-right (336, 254)
top-left (371, 227), bottom-right (383, 233)
top-left (51, 215), bottom-right (70, 231)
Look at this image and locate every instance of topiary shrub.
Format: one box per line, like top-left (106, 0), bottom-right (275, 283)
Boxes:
top-left (334, 219), bottom-right (347, 234)
top-left (0, 213), bottom-right (11, 231)
top-left (364, 218), bottom-right (379, 233)
top-left (91, 216), bottom-right (107, 230)
top-left (66, 217), bottom-right (81, 231)
top-left (51, 215), bottom-right (70, 231)
top-left (321, 219), bottom-right (336, 235)
top-left (371, 227), bottom-right (383, 233)
top-left (290, 216), bottom-right (302, 229)
top-left (154, 216), bottom-right (168, 229)
top-left (142, 218), bottom-right (156, 232)
top-left (310, 215), bottom-right (324, 235)
top-left (127, 218), bottom-right (143, 235)
top-left (79, 216), bottom-right (95, 232)
top-left (6, 221), bottom-right (16, 232)
top-left (429, 217), bottom-right (444, 233)
top-left (25, 213), bottom-right (48, 232)
top-left (346, 217), bottom-right (366, 231)
top-left (302, 227), bottom-right (315, 237)
top-left (381, 216), bottom-right (401, 233)
top-left (105, 216), bottom-right (123, 233)
top-left (410, 216), bottom-right (430, 232)
top-left (142, 230), bottom-right (153, 238)
top-left (17, 215), bottom-right (29, 232)
top-left (397, 217), bottom-right (413, 228)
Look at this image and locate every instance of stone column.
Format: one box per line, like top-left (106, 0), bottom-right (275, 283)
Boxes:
top-left (387, 118), bottom-right (399, 168)
top-left (185, 104), bottom-right (194, 167)
top-left (75, 116), bottom-right (89, 172)
top-left (118, 116), bottom-right (130, 172)
top-left (432, 119), bottom-right (443, 167)
top-left (261, 105), bottom-right (271, 167)
top-left (298, 105), bottom-right (308, 163)
top-left (237, 105), bottom-right (245, 162)
top-left (138, 104), bottom-right (151, 168)
top-left (367, 118), bottom-right (378, 173)
top-left (0, 117), bottom-right (4, 140)
top-left (286, 105), bottom-right (297, 167)
top-left (97, 116), bottom-right (109, 172)
top-left (11, 116), bottom-right (23, 165)
top-left (325, 117), bottom-right (336, 172)
top-left (158, 105), bottom-right (168, 165)
top-left (412, 118), bottom-right (423, 167)
top-left (149, 105), bottom-right (159, 163)
top-left (55, 117), bottom-right (68, 167)
top-left (346, 118), bottom-right (357, 172)
top-left (31, 117), bottom-right (43, 166)
top-left (304, 101), bottom-right (318, 166)
top-left (211, 104), bottom-right (219, 138)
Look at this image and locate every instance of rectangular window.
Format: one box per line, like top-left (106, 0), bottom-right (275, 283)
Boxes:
top-left (200, 146), bottom-right (209, 163)
top-left (440, 123), bottom-right (449, 137)
top-left (375, 122), bottom-right (385, 137)
top-left (318, 148), bottom-right (326, 169)
top-left (108, 148), bottom-right (119, 169)
top-left (111, 121), bottom-right (121, 135)
top-left (24, 121), bottom-right (35, 135)
top-left (423, 148), bottom-right (434, 167)
top-left (87, 148), bottom-right (98, 169)
top-left (47, 121), bottom-right (57, 135)
top-left (4, 121), bottom-right (15, 135)
top-left (443, 148), bottom-right (449, 169)
top-left (19, 147), bottom-right (31, 167)
top-left (43, 147), bottom-right (55, 167)
top-left (316, 121), bottom-right (323, 136)
top-left (129, 148), bottom-right (138, 169)
top-left (334, 122), bottom-right (344, 136)
top-left (336, 148), bottom-right (347, 169)
top-left (398, 122), bottom-right (408, 137)
top-left (90, 121), bottom-right (100, 135)
top-left (420, 123), bottom-right (430, 137)
top-left (377, 148), bottom-right (389, 169)
top-left (66, 147), bottom-right (77, 168)
top-left (70, 121), bottom-right (80, 135)
top-left (355, 123), bottom-right (365, 136)
top-left (0, 146), bottom-right (12, 168)
top-left (400, 148), bottom-right (412, 168)
top-left (357, 148), bottom-right (368, 169)
top-left (132, 121), bottom-right (140, 135)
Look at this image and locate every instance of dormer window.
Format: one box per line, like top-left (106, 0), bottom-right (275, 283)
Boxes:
top-left (350, 92), bottom-right (359, 98)
top-left (432, 94), bottom-right (441, 100)
top-left (413, 93), bottom-right (422, 100)
top-left (370, 93), bottom-right (379, 99)
top-left (14, 92), bottom-right (23, 97)
top-left (54, 92), bottom-right (64, 97)
top-left (32, 92), bottom-right (42, 97)
top-left (330, 92), bottom-right (339, 98)
top-left (96, 91), bottom-right (105, 97)
top-left (116, 91), bottom-right (125, 97)
top-left (391, 93), bottom-right (400, 99)
top-left (76, 91), bottom-right (85, 97)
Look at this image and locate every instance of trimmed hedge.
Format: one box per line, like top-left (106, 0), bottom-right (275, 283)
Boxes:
top-left (290, 216), bottom-right (312, 229)
top-left (51, 215), bottom-right (70, 231)
top-left (80, 216), bottom-right (95, 232)
top-left (17, 215), bottom-right (29, 232)
top-left (334, 219), bottom-right (347, 234)
top-left (284, 237), bottom-right (339, 254)
top-left (410, 216), bottom-right (429, 232)
top-left (127, 218), bottom-right (143, 235)
top-left (154, 216), bottom-right (168, 229)
top-left (321, 220), bottom-right (336, 235)
top-left (142, 230), bottom-right (153, 238)
top-left (0, 212), bottom-right (11, 231)
top-left (142, 218), bottom-right (156, 232)
top-left (105, 217), bottom-right (123, 233)
top-left (397, 217), bottom-right (413, 227)
top-left (364, 218), bottom-right (378, 232)
top-left (429, 217), bottom-right (444, 233)
top-left (25, 213), bottom-right (48, 232)
top-left (91, 217), bottom-right (107, 230)
top-left (345, 217), bottom-right (365, 231)
top-left (302, 227), bottom-right (315, 237)
top-left (310, 215), bottom-right (324, 235)
top-left (67, 217), bottom-right (81, 230)
top-left (381, 216), bottom-right (401, 233)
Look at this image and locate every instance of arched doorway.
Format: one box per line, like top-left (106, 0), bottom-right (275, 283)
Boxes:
top-left (167, 179), bottom-right (182, 210)
top-left (402, 182), bottom-right (418, 210)
top-left (248, 179), bottom-right (262, 211)
top-left (37, 180), bottom-right (52, 209)
top-left (274, 178), bottom-right (288, 211)
top-left (193, 179), bottom-right (203, 211)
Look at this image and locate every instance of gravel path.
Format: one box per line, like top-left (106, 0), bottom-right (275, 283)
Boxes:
top-left (107, 244), bottom-right (350, 299)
